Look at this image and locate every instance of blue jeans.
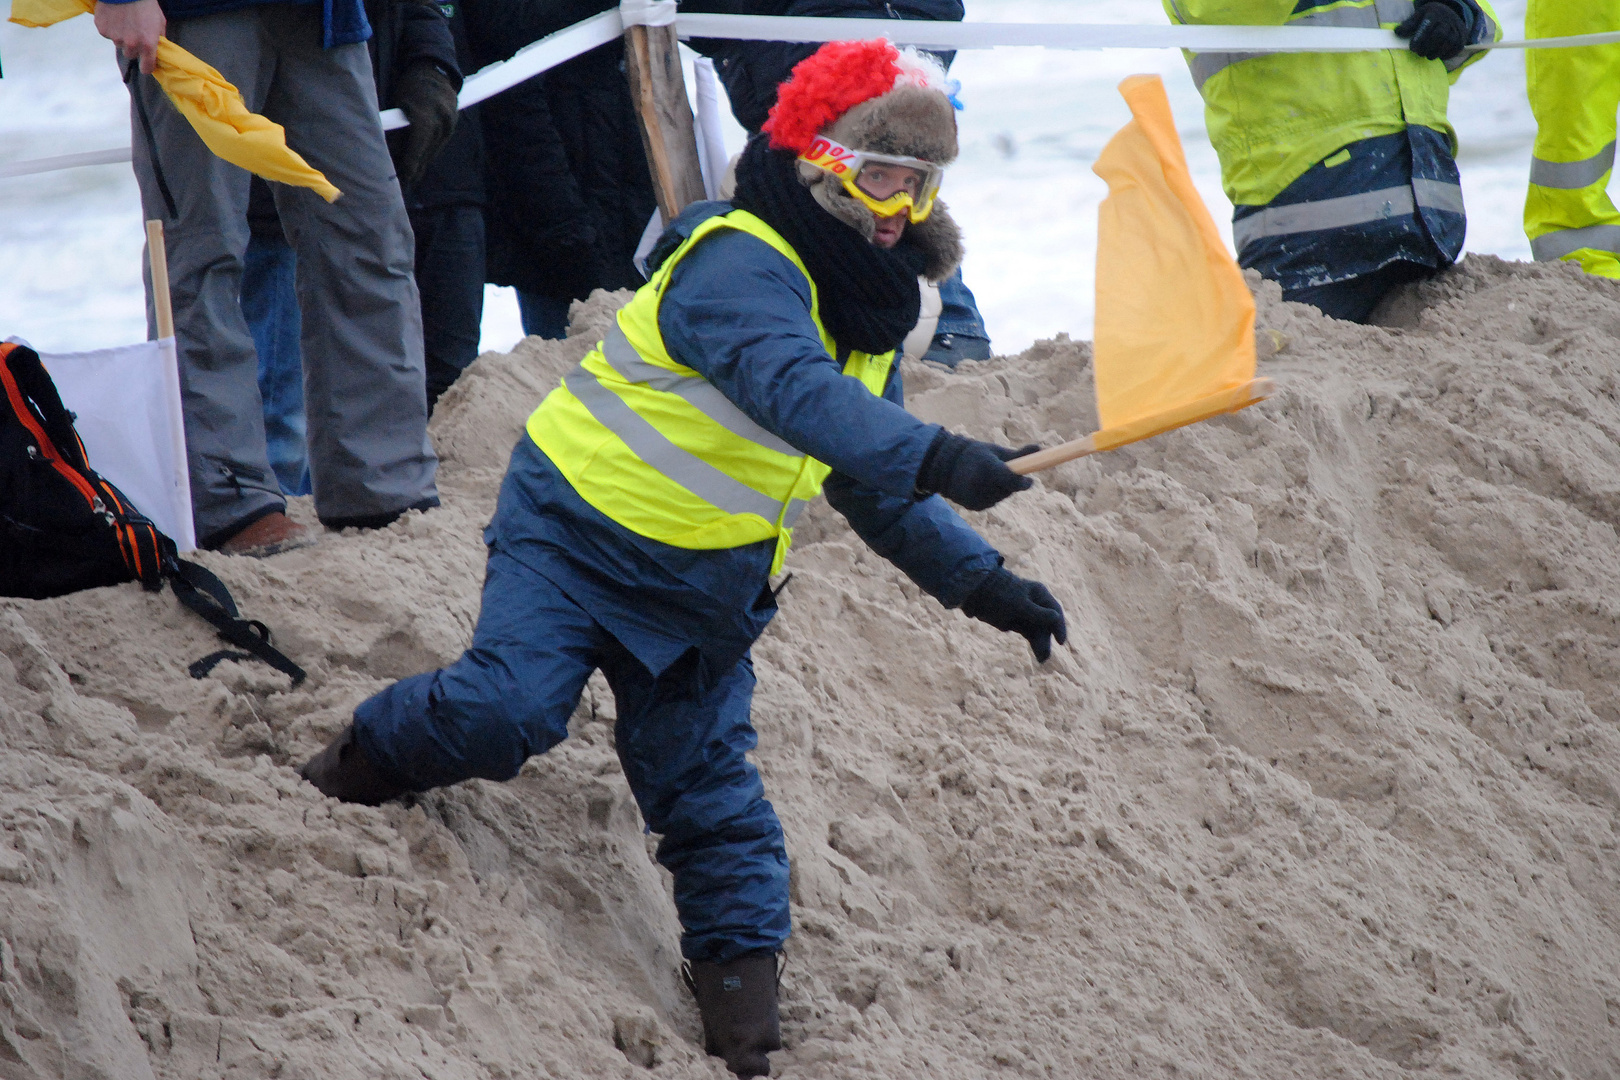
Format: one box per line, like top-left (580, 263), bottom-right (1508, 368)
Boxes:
top-left (241, 232), bottom-right (310, 496)
top-left (517, 290), bottom-right (572, 340)
top-left (935, 267), bottom-right (988, 341)
top-left (352, 547), bottom-right (791, 963)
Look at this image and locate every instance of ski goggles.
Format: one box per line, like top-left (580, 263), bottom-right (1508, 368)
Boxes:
top-left (798, 135), bottom-right (945, 224)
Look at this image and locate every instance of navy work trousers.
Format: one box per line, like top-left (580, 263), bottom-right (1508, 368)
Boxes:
top-left (352, 549), bottom-right (791, 963)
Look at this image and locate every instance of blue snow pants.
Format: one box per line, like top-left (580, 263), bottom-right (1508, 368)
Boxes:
top-left (352, 548), bottom-right (791, 963)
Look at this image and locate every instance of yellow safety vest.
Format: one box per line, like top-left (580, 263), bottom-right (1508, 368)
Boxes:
top-left (1164, 0), bottom-right (1499, 208)
top-left (527, 209), bottom-right (894, 576)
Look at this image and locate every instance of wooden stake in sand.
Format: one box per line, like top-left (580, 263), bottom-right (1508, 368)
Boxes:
top-left (1009, 75), bottom-right (1274, 477)
top-left (623, 19), bottom-right (707, 221)
top-left (145, 219), bottom-right (176, 341)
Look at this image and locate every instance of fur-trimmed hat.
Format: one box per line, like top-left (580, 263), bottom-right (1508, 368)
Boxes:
top-left (762, 40), bottom-right (963, 281)
top-left (763, 39), bottom-right (959, 165)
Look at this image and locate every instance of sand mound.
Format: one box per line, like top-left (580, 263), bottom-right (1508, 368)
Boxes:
top-left (5, 256), bottom-right (1620, 1079)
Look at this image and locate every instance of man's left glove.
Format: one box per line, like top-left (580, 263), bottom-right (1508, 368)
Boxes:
top-left (1395, 0), bottom-right (1473, 61)
top-left (394, 60), bottom-right (459, 192)
top-left (961, 567), bottom-right (1068, 663)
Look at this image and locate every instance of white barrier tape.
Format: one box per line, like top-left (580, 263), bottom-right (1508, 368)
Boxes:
top-left (381, 7), bottom-right (624, 130)
top-left (620, 0), bottom-right (676, 29)
top-left (0, 146), bottom-right (133, 179)
top-left (680, 16), bottom-right (1406, 52)
top-left (678, 14), bottom-right (1620, 53)
top-left (10, 15), bottom-right (1620, 176)
top-left (1473, 29), bottom-right (1620, 50)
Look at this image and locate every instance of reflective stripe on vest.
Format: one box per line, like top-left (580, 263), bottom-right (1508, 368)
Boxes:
top-left (599, 323), bottom-right (802, 457)
top-left (1530, 224), bottom-right (1620, 263)
top-left (1187, 0), bottom-right (1416, 90)
top-left (1233, 178), bottom-right (1464, 253)
top-left (560, 364), bottom-right (808, 528)
top-left (526, 209), bottom-right (892, 574)
top-left (1529, 141), bottom-right (1617, 191)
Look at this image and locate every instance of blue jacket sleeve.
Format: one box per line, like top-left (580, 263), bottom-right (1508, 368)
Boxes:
top-left (656, 228), bottom-right (941, 500)
top-left (822, 371), bottom-right (1002, 608)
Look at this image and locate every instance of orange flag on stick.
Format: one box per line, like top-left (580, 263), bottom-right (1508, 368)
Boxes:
top-left (1009, 74), bottom-right (1271, 476)
top-left (9, 0), bottom-right (341, 201)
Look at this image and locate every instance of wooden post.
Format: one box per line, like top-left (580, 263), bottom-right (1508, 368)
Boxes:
top-left (623, 21), bottom-right (708, 221)
top-left (145, 219), bottom-right (176, 340)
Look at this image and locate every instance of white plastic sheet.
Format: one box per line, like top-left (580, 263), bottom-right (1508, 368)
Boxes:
top-left (692, 56), bottom-right (729, 201)
top-left (36, 337), bottom-right (196, 552)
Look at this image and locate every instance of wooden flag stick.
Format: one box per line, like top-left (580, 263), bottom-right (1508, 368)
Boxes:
top-left (145, 219), bottom-right (176, 341)
top-left (1008, 377), bottom-right (1276, 476)
top-left (623, 21), bottom-right (708, 221)
top-left (1006, 434), bottom-right (1100, 475)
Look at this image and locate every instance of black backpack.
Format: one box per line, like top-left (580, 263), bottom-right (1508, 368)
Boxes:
top-left (0, 341), bottom-right (305, 684)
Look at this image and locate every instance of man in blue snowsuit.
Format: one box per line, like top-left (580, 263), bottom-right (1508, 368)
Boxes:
top-left (300, 40), bottom-right (1065, 1078)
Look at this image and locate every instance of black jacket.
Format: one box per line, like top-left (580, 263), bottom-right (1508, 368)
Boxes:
top-left (367, 0), bottom-right (486, 209)
top-left (685, 0), bottom-right (964, 133)
top-left (467, 0), bottom-right (656, 298)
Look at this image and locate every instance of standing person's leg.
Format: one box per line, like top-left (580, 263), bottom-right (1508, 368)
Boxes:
top-left (242, 229), bottom-right (311, 495)
top-left (1524, 0), bottom-right (1620, 278)
top-left (605, 648), bottom-right (787, 1078)
top-left (262, 3), bottom-right (439, 530)
top-left (410, 204), bottom-right (487, 410)
top-left (516, 291), bottom-right (572, 340)
top-left (124, 12), bottom-right (290, 547)
top-left (924, 267), bottom-right (992, 367)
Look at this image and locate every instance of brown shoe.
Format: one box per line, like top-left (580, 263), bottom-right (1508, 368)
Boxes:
top-left (217, 511), bottom-right (317, 558)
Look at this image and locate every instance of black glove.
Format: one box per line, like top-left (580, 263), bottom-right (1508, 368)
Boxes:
top-left (1395, 0), bottom-right (1471, 61)
top-left (915, 431), bottom-right (1038, 512)
top-left (394, 60), bottom-right (459, 192)
top-left (961, 568), bottom-right (1068, 663)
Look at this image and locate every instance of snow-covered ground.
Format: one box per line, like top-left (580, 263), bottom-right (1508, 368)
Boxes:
top-left (0, 0), bottom-right (1535, 356)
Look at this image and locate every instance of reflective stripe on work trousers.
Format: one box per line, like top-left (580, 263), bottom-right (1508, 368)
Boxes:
top-left (1530, 224), bottom-right (1620, 262)
top-left (526, 208), bottom-right (893, 575)
top-left (1529, 141), bottom-right (1617, 190)
top-left (1233, 178), bottom-right (1464, 254)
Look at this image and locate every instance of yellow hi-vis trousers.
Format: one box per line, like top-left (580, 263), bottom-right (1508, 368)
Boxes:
top-left (1525, 0), bottom-right (1620, 279)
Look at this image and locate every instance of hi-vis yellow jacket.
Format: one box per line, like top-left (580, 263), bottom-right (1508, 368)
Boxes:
top-left (1163, 0), bottom-right (1499, 208)
top-left (527, 209), bottom-right (894, 576)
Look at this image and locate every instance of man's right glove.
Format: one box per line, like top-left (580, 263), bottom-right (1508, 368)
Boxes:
top-left (1395, 0), bottom-right (1473, 61)
top-left (393, 60), bottom-right (459, 192)
top-left (960, 568), bottom-right (1068, 663)
top-left (916, 431), bottom-right (1038, 511)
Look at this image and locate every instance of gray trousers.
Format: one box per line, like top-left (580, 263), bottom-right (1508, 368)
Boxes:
top-left (126, 3), bottom-right (438, 544)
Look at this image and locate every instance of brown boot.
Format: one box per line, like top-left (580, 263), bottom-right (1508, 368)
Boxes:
top-left (686, 952), bottom-right (781, 1078)
top-left (299, 724), bottom-right (411, 806)
top-left (216, 511), bottom-right (317, 558)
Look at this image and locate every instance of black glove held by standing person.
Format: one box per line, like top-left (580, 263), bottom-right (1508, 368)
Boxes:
top-left (961, 568), bottom-right (1068, 663)
top-left (1395, 0), bottom-right (1472, 60)
top-left (916, 430), bottom-right (1038, 511)
top-left (394, 60), bottom-right (459, 192)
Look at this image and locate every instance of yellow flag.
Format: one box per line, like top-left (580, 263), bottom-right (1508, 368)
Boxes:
top-left (1089, 74), bottom-right (1266, 454)
top-left (9, 0), bottom-right (340, 201)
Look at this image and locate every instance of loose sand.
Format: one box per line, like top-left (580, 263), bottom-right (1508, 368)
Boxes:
top-left (5, 255), bottom-right (1620, 1079)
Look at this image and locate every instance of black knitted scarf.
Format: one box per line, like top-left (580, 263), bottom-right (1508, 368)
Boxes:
top-left (730, 136), bottom-right (925, 356)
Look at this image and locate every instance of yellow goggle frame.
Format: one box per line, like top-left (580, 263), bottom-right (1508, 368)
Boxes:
top-left (798, 135), bottom-right (944, 224)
